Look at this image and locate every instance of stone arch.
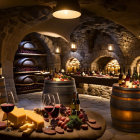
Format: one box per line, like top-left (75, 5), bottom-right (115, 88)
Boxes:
top-left (0, 6), bottom-right (51, 99)
top-left (66, 57), bottom-right (80, 72)
top-left (130, 56), bottom-right (140, 74)
top-left (70, 16), bottom-right (138, 58)
top-left (35, 34), bottom-right (61, 71)
top-left (91, 54), bottom-right (120, 71)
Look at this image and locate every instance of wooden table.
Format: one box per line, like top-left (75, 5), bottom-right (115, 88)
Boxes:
top-left (0, 109), bottom-right (106, 140)
top-left (72, 75), bottom-right (118, 87)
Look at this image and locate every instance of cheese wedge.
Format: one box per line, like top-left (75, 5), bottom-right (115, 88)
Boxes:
top-left (19, 123), bottom-right (28, 132)
top-left (3, 107), bottom-right (26, 127)
top-left (22, 128), bottom-right (34, 136)
top-left (25, 110), bottom-right (44, 131)
top-left (19, 123), bottom-right (35, 131)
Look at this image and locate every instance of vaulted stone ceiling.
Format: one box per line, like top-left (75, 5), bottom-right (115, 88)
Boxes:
top-left (0, 0), bottom-right (140, 40)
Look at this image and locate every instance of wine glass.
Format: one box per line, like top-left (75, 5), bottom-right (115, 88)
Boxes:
top-left (51, 92), bottom-right (60, 119)
top-left (42, 93), bottom-right (56, 129)
top-left (42, 93), bottom-right (55, 118)
top-left (0, 90), bottom-right (15, 131)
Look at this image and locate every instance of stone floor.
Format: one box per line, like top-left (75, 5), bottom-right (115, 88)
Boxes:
top-left (17, 92), bottom-right (140, 140)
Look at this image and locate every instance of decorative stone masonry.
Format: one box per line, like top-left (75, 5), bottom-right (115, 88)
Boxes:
top-left (77, 84), bottom-right (112, 99)
top-left (66, 14), bottom-right (140, 70)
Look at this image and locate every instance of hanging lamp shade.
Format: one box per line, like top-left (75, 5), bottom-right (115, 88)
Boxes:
top-left (52, 0), bottom-right (81, 19)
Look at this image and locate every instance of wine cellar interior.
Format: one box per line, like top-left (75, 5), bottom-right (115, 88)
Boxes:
top-left (0, 0), bottom-right (140, 139)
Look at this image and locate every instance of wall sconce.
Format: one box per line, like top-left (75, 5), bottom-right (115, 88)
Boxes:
top-left (52, 0), bottom-right (81, 19)
top-left (55, 47), bottom-right (61, 54)
top-left (71, 43), bottom-right (77, 52)
top-left (108, 44), bottom-right (114, 52)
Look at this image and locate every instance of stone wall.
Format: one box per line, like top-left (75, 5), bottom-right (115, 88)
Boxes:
top-left (77, 84), bottom-right (112, 99)
top-left (32, 34), bottom-right (62, 71)
top-left (61, 15), bottom-right (140, 71)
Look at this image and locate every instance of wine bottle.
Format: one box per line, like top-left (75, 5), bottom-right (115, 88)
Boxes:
top-left (121, 67), bottom-right (126, 86)
top-left (71, 92), bottom-right (76, 115)
top-left (118, 68), bottom-right (123, 86)
top-left (76, 93), bottom-right (80, 112)
top-left (125, 68), bottom-right (131, 87)
top-left (132, 67), bottom-right (138, 82)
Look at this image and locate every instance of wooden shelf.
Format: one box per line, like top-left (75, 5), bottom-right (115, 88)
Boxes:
top-left (15, 83), bottom-right (44, 86)
top-left (34, 72), bottom-right (50, 75)
top-left (16, 89), bottom-right (42, 94)
top-left (14, 71), bottom-right (42, 74)
top-left (16, 53), bottom-right (47, 56)
top-left (36, 83), bottom-right (44, 85)
top-left (15, 83), bottom-right (34, 86)
top-left (14, 71), bottom-right (50, 74)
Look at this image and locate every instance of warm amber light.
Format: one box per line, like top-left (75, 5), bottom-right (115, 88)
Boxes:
top-left (71, 43), bottom-right (77, 52)
top-left (53, 10), bottom-right (81, 19)
top-left (108, 44), bottom-right (114, 52)
top-left (55, 47), bottom-right (61, 54)
top-left (71, 43), bottom-right (76, 49)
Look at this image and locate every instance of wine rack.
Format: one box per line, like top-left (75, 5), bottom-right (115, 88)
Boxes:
top-left (14, 41), bottom-right (48, 94)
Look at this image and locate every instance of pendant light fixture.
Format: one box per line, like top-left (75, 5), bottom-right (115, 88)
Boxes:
top-left (52, 0), bottom-right (81, 19)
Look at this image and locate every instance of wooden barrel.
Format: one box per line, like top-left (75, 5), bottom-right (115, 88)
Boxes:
top-left (0, 78), bottom-right (6, 104)
top-left (110, 83), bottom-right (140, 132)
top-left (43, 79), bottom-right (77, 106)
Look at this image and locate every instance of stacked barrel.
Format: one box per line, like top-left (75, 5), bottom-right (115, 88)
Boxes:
top-left (14, 41), bottom-right (47, 94)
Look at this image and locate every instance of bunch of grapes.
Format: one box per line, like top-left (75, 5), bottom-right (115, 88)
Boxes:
top-left (60, 104), bottom-right (67, 116)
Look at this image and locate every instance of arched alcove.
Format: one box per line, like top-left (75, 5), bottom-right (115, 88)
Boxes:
top-left (0, 6), bottom-right (51, 99)
top-left (91, 55), bottom-right (120, 72)
top-left (66, 57), bottom-right (80, 73)
top-left (105, 59), bottom-right (120, 75)
top-left (130, 56), bottom-right (140, 74)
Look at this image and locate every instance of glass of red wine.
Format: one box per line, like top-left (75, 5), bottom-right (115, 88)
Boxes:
top-left (0, 90), bottom-right (15, 131)
top-left (42, 93), bottom-right (55, 118)
top-left (51, 92), bottom-right (60, 119)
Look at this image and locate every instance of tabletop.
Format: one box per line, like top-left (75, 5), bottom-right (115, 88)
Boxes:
top-left (0, 109), bottom-right (106, 140)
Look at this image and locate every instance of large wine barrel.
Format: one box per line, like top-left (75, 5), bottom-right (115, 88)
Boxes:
top-left (14, 58), bottom-right (37, 67)
top-left (19, 41), bottom-right (37, 50)
top-left (15, 75), bottom-right (36, 84)
top-left (43, 79), bottom-right (77, 106)
top-left (0, 78), bottom-right (6, 104)
top-left (110, 83), bottom-right (140, 132)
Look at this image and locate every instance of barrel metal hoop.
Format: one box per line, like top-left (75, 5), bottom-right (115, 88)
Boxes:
top-left (112, 118), bottom-right (140, 125)
top-left (113, 88), bottom-right (140, 94)
top-left (111, 103), bottom-right (140, 111)
top-left (111, 95), bottom-right (140, 101)
top-left (112, 91), bottom-right (140, 99)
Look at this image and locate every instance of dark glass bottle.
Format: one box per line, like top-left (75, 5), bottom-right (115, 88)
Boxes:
top-left (125, 69), bottom-right (131, 81)
top-left (71, 92), bottom-right (76, 115)
top-left (71, 92), bottom-right (76, 110)
top-left (118, 68), bottom-right (123, 86)
top-left (76, 93), bottom-right (80, 112)
top-left (132, 67), bottom-right (138, 82)
top-left (125, 68), bottom-right (131, 87)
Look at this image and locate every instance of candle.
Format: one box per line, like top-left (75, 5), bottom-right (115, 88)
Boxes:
top-left (128, 82), bottom-right (132, 88)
